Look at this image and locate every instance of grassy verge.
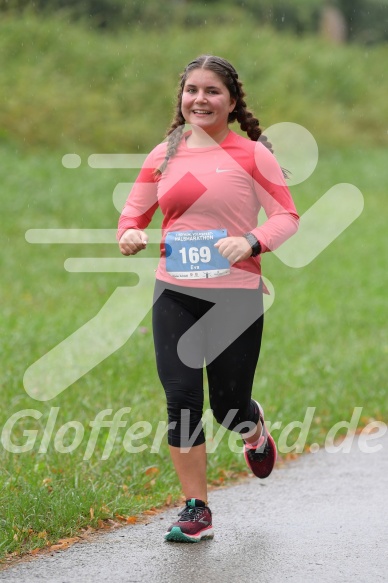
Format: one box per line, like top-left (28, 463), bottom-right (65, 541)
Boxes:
top-left (0, 13), bottom-right (388, 152)
top-left (0, 140), bottom-right (386, 559)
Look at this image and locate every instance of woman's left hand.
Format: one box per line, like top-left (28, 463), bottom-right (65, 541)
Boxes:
top-left (214, 236), bottom-right (252, 264)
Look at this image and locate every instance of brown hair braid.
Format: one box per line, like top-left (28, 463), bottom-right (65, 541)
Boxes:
top-left (154, 55), bottom-right (289, 178)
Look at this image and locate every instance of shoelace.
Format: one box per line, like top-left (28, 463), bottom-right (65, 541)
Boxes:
top-left (178, 506), bottom-right (206, 522)
top-left (247, 438), bottom-right (271, 462)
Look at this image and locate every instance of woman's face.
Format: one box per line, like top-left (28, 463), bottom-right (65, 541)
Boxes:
top-left (181, 68), bottom-right (236, 139)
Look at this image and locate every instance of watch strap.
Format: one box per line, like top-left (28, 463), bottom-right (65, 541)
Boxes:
top-left (243, 232), bottom-right (262, 257)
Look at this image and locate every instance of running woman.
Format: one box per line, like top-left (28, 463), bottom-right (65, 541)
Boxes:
top-left (117, 55), bottom-right (299, 543)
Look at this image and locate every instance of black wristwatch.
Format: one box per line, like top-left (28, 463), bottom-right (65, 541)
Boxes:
top-left (243, 232), bottom-right (262, 257)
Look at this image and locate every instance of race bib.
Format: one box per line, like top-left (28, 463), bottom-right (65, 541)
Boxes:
top-left (165, 229), bottom-right (230, 279)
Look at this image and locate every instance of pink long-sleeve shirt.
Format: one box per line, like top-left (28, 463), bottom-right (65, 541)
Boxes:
top-left (117, 130), bottom-right (299, 289)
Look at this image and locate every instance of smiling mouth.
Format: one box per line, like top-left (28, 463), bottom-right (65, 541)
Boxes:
top-left (192, 110), bottom-right (212, 115)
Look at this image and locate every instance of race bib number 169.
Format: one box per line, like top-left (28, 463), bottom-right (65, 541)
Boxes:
top-left (165, 229), bottom-right (230, 279)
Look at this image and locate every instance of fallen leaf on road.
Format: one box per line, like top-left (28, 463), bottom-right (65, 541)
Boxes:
top-left (58, 538), bottom-right (79, 544)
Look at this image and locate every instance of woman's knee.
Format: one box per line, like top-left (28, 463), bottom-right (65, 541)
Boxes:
top-left (212, 403), bottom-right (257, 434)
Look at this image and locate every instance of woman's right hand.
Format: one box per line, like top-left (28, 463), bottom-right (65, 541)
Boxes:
top-left (119, 229), bottom-right (148, 256)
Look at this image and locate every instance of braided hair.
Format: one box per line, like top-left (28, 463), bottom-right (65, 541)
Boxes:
top-left (154, 55), bottom-right (288, 178)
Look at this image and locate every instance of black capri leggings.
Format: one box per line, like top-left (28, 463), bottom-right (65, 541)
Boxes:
top-left (152, 279), bottom-right (264, 447)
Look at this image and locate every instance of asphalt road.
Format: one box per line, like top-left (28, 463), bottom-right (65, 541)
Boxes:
top-left (1, 429), bottom-right (387, 583)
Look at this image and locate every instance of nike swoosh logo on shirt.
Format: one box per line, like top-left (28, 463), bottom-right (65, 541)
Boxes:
top-left (216, 168), bottom-right (232, 173)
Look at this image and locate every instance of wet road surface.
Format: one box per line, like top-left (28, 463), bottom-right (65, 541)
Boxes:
top-left (1, 430), bottom-right (387, 582)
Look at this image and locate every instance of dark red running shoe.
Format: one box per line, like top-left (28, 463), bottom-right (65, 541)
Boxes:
top-left (243, 401), bottom-right (277, 479)
top-left (164, 498), bottom-right (214, 543)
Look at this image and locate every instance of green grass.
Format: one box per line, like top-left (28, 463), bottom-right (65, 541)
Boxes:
top-left (0, 11), bottom-right (387, 560)
top-left (1, 13), bottom-right (388, 152)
